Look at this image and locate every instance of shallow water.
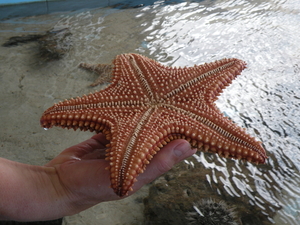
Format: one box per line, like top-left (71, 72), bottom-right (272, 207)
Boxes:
top-left (0, 0), bottom-right (300, 224)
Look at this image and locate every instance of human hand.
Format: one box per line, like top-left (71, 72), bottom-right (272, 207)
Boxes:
top-left (0, 133), bottom-right (196, 221)
top-left (45, 133), bottom-right (197, 213)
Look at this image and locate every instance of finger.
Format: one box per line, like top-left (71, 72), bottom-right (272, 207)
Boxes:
top-left (90, 133), bottom-right (110, 146)
top-left (63, 133), bottom-right (108, 158)
top-left (134, 139), bottom-right (196, 189)
top-left (147, 139), bottom-right (196, 174)
top-left (81, 148), bottom-right (107, 160)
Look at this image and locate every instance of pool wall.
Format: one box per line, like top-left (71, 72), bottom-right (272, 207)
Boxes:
top-left (0, 0), bottom-right (126, 20)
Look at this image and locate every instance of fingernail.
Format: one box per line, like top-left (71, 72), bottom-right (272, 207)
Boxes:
top-left (174, 142), bottom-right (190, 157)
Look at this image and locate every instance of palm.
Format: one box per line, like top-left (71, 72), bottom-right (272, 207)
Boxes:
top-left (45, 134), bottom-right (122, 202)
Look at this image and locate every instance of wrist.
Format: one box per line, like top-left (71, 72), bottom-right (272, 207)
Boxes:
top-left (0, 158), bottom-right (69, 221)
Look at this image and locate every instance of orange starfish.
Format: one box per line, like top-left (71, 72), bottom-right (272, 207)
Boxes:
top-left (40, 53), bottom-right (267, 197)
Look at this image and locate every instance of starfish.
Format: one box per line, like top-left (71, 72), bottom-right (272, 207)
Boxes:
top-left (78, 63), bottom-right (113, 87)
top-left (40, 53), bottom-right (267, 197)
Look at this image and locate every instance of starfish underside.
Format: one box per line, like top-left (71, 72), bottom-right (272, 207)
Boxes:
top-left (40, 53), bottom-right (267, 197)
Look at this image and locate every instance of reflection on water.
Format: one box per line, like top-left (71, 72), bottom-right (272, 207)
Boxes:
top-left (1, 0), bottom-right (300, 224)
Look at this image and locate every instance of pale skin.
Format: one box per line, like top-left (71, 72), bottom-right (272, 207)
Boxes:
top-left (0, 133), bottom-right (196, 222)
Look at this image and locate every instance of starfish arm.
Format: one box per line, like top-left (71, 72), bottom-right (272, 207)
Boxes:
top-left (105, 108), bottom-right (154, 196)
top-left (79, 63), bottom-right (113, 86)
top-left (125, 54), bottom-right (246, 103)
top-left (40, 101), bottom-right (114, 134)
top-left (162, 58), bottom-right (246, 103)
top-left (146, 107), bottom-right (266, 162)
